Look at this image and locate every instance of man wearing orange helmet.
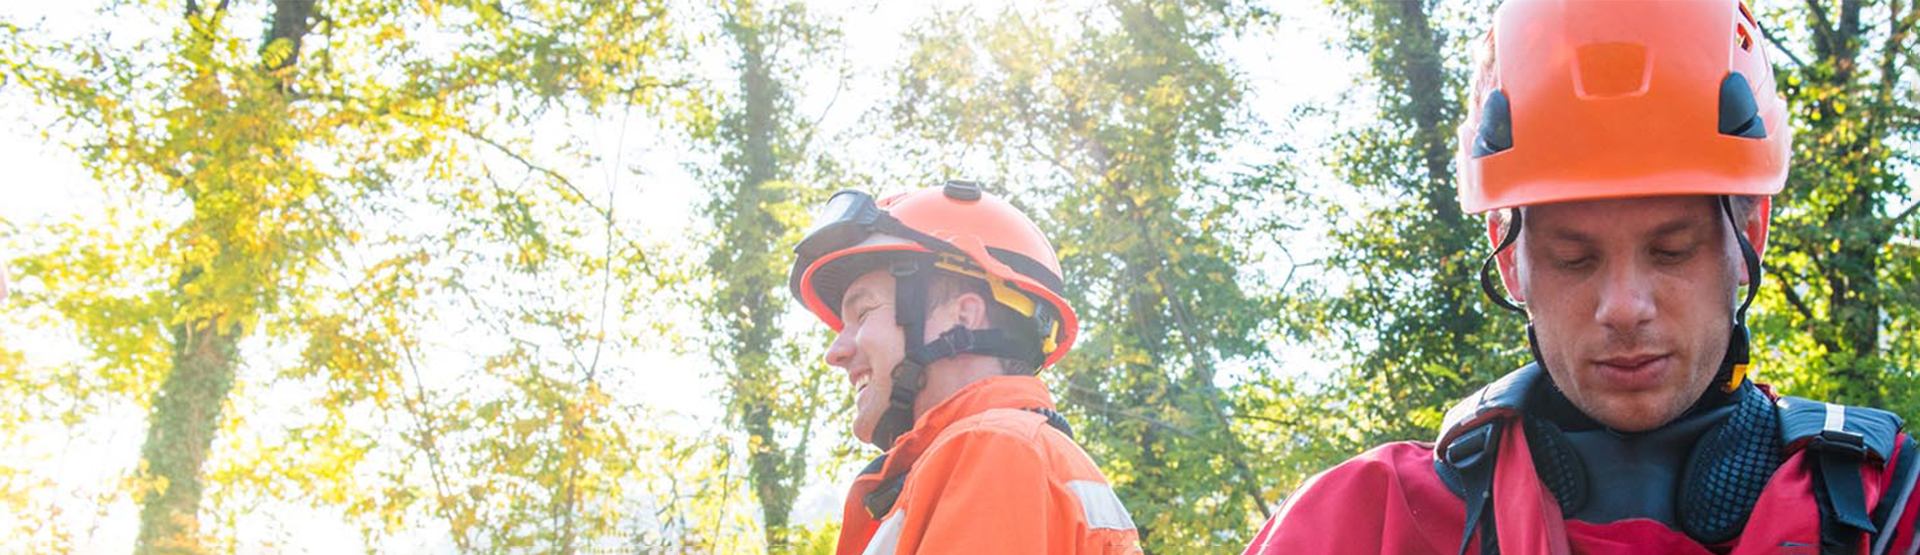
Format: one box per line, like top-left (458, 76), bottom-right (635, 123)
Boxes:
top-left (789, 181), bottom-right (1141, 555)
top-left (1243, 1), bottom-right (1918, 554)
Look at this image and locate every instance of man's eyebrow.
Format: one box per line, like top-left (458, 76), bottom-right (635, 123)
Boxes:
top-left (1646, 217), bottom-right (1708, 240)
top-left (1535, 215), bottom-right (1706, 244)
top-left (840, 287), bottom-right (877, 315)
top-left (1539, 225), bottom-right (1595, 244)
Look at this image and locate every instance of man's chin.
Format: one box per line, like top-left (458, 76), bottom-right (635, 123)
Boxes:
top-left (852, 417), bottom-right (877, 444)
top-left (1587, 401), bottom-right (1687, 432)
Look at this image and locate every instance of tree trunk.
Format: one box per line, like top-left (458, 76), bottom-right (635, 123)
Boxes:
top-left (133, 302), bottom-right (240, 555)
top-left (132, 3), bottom-right (314, 553)
top-left (715, 1), bottom-right (802, 549)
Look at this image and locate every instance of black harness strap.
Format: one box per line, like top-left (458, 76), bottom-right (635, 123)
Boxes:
top-left (1024, 407), bottom-right (1075, 439)
top-left (1449, 422), bottom-right (1504, 555)
top-left (1435, 367), bottom-right (1547, 555)
top-left (860, 454), bottom-right (906, 520)
top-left (1780, 398), bottom-right (1908, 555)
top-left (1815, 450), bottom-right (1877, 555)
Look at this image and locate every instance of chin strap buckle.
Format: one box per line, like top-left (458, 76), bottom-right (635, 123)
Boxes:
top-left (871, 359), bottom-right (927, 451)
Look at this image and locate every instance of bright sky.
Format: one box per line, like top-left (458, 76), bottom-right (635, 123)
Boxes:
top-left (0, 1), bottom-right (1358, 552)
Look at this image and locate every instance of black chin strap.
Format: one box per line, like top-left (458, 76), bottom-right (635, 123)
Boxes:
top-left (1479, 209), bottom-right (1526, 315)
top-left (871, 259), bottom-right (933, 451)
top-left (911, 326), bottom-right (1042, 368)
top-left (869, 256), bottom-right (1049, 450)
top-left (1717, 196), bottom-right (1762, 392)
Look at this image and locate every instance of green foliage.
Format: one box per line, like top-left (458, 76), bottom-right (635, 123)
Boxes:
top-left (1748, 0), bottom-right (1920, 417)
top-left (0, 1), bottom-right (1914, 553)
top-left (693, 0), bottom-right (849, 549)
top-left (888, 1), bottom-right (1286, 549)
top-left (1283, 0), bottom-right (1518, 458)
top-left (2, 0), bottom-right (692, 553)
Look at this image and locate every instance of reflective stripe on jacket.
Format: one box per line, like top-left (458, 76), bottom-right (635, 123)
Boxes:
top-left (835, 376), bottom-right (1142, 555)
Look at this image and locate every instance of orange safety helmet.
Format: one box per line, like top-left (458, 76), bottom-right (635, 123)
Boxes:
top-left (789, 181), bottom-right (1080, 367)
top-left (1456, 0), bottom-right (1792, 214)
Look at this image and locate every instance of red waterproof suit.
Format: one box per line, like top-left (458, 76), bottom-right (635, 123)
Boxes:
top-left (1242, 388), bottom-right (1920, 555)
top-left (835, 376), bottom-right (1142, 555)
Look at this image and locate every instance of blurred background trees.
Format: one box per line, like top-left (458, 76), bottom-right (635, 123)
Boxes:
top-left (0, 0), bottom-right (1913, 554)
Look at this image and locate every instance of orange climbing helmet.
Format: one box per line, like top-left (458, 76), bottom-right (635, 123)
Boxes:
top-left (1456, 0), bottom-right (1792, 214)
top-left (788, 181), bottom-right (1079, 367)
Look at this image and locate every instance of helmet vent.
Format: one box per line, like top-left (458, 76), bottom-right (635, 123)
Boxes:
top-left (1735, 3), bottom-right (1757, 52)
top-left (1573, 42), bottom-right (1652, 99)
top-left (1718, 72), bottom-right (1768, 139)
top-left (1471, 89), bottom-right (1514, 158)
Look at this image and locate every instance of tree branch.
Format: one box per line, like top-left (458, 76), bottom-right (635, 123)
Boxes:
top-left (1892, 199), bottom-right (1920, 227)
top-left (460, 126), bottom-right (600, 213)
top-left (1767, 261), bottom-right (1818, 319)
top-left (1059, 381), bottom-right (1201, 439)
top-left (1229, 412), bottom-right (1304, 426)
top-left (1807, 0), bottom-right (1837, 57)
top-left (1756, 17), bottom-right (1810, 70)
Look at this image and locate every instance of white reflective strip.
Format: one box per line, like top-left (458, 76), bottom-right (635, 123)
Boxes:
top-left (1066, 480), bottom-right (1137, 531)
top-left (1826, 402), bottom-right (1848, 432)
top-left (862, 512), bottom-right (904, 555)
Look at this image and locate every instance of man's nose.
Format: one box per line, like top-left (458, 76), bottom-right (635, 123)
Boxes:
top-left (825, 330), bottom-right (855, 368)
top-left (1593, 261), bottom-right (1657, 331)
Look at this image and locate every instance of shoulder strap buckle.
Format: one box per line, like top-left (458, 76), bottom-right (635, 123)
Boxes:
top-left (1447, 422), bottom-right (1499, 469)
top-left (1815, 429), bottom-right (1870, 458)
top-left (863, 472), bottom-right (908, 520)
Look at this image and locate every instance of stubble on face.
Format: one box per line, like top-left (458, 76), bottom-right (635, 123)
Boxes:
top-left (828, 271), bottom-right (906, 444)
top-left (1515, 197), bottom-right (1742, 432)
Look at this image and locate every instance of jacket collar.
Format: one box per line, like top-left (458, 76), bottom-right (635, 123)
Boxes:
top-left (882, 375), bottom-right (1055, 472)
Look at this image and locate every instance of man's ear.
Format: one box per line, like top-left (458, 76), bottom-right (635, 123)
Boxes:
top-left (1746, 197), bottom-right (1771, 261)
top-left (1488, 217), bottom-right (1527, 304)
top-left (953, 291), bottom-right (991, 330)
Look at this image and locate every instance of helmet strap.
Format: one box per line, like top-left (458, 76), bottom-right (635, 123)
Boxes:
top-left (913, 325), bottom-right (1044, 368)
top-left (1717, 196), bottom-right (1762, 392)
top-left (869, 256), bottom-right (1050, 450)
top-left (871, 358), bottom-right (925, 451)
top-left (1479, 208), bottom-right (1527, 315)
top-left (871, 257), bottom-right (934, 450)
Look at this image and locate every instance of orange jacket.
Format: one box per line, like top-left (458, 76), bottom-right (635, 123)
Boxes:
top-left (835, 376), bottom-right (1142, 555)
